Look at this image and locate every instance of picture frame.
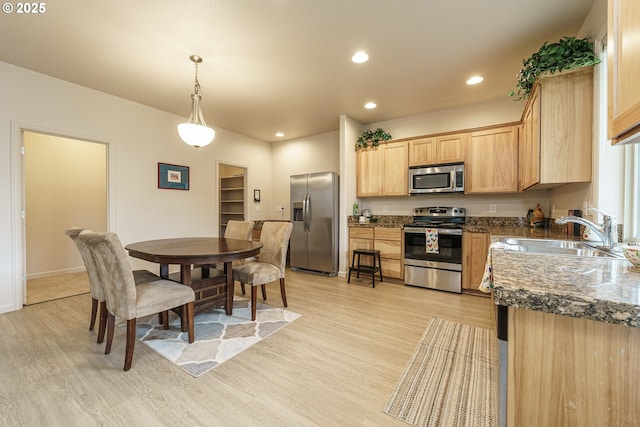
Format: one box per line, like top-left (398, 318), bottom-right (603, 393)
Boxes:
top-left (158, 162), bottom-right (190, 190)
top-left (254, 189), bottom-right (261, 202)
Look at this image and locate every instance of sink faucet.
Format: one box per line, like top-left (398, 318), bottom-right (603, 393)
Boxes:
top-left (555, 208), bottom-right (618, 248)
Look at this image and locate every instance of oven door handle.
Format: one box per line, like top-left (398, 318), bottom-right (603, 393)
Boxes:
top-left (404, 227), bottom-right (462, 235)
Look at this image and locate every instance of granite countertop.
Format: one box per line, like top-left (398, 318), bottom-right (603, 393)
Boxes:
top-left (492, 248), bottom-right (640, 328)
top-left (346, 215), bottom-right (640, 326)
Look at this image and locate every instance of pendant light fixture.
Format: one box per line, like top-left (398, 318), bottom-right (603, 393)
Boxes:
top-left (177, 55), bottom-right (215, 148)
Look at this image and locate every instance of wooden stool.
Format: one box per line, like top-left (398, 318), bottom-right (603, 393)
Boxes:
top-left (348, 249), bottom-right (383, 288)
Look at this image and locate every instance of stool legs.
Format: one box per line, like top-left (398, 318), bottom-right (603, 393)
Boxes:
top-left (347, 252), bottom-right (356, 283)
top-left (348, 249), bottom-right (381, 288)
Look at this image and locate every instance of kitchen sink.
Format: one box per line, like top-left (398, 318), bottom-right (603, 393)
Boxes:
top-left (499, 237), bottom-right (626, 259)
top-left (500, 238), bottom-right (588, 249)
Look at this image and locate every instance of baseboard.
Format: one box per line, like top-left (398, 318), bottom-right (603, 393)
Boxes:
top-left (27, 266), bottom-right (85, 280)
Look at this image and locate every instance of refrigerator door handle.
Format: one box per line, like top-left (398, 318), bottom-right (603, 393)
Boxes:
top-left (303, 192), bottom-right (311, 232)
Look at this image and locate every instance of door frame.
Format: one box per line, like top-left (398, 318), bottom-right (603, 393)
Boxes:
top-left (10, 121), bottom-right (114, 310)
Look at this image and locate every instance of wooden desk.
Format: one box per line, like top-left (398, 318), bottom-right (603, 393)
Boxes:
top-left (125, 237), bottom-right (262, 315)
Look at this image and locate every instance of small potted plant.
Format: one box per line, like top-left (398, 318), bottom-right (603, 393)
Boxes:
top-left (508, 36), bottom-right (600, 100)
top-left (355, 128), bottom-right (392, 150)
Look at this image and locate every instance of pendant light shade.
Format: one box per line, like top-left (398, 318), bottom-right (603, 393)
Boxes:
top-left (178, 55), bottom-right (215, 148)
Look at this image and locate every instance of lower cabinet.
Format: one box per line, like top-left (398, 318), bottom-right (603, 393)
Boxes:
top-left (507, 308), bottom-right (640, 426)
top-left (348, 226), bottom-right (403, 280)
top-left (374, 227), bottom-right (403, 279)
top-left (462, 231), bottom-right (490, 294)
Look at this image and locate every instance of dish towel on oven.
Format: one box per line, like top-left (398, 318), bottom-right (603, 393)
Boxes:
top-left (425, 228), bottom-right (439, 253)
top-left (478, 242), bottom-right (516, 293)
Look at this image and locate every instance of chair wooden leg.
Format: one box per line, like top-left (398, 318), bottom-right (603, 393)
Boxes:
top-left (251, 286), bottom-right (257, 321)
top-left (124, 318), bottom-right (136, 371)
top-left (185, 301), bottom-right (194, 344)
top-left (240, 283), bottom-right (246, 295)
top-left (180, 307), bottom-right (187, 332)
top-left (261, 284), bottom-right (267, 300)
top-left (157, 313), bottom-right (163, 326)
top-left (90, 297), bottom-right (98, 331)
top-left (162, 310), bottom-right (169, 330)
top-left (279, 278), bottom-right (287, 307)
top-left (105, 312), bottom-right (115, 355)
top-left (97, 301), bottom-right (107, 344)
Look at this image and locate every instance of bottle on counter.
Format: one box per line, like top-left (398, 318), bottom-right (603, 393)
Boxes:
top-left (352, 201), bottom-right (359, 216)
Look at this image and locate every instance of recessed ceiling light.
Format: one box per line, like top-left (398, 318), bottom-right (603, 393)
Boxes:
top-left (364, 102), bottom-right (377, 109)
top-left (275, 132), bottom-right (285, 137)
top-left (352, 51), bottom-right (369, 64)
top-left (466, 76), bottom-right (484, 85)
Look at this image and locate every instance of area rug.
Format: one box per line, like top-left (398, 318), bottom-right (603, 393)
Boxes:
top-left (131, 298), bottom-right (301, 377)
top-left (384, 317), bottom-right (497, 427)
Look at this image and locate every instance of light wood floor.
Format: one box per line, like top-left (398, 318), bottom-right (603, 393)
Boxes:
top-left (26, 272), bottom-right (90, 305)
top-left (0, 270), bottom-right (493, 426)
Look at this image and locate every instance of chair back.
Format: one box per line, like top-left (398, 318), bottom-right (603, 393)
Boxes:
top-left (78, 231), bottom-right (138, 320)
top-left (224, 220), bottom-right (255, 240)
top-left (259, 222), bottom-right (293, 272)
top-left (65, 227), bottom-right (103, 301)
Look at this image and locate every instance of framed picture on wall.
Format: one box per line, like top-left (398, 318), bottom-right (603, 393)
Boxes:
top-left (158, 162), bottom-right (189, 190)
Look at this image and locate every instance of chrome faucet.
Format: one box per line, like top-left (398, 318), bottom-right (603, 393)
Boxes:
top-left (555, 208), bottom-right (618, 248)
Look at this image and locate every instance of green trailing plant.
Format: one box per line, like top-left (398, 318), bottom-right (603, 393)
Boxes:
top-left (355, 128), bottom-right (392, 150)
top-left (509, 36), bottom-right (600, 100)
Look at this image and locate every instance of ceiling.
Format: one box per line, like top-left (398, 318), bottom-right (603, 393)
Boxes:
top-left (0, 0), bottom-right (596, 142)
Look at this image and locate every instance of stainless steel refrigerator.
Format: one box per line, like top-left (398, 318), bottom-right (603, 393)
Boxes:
top-left (290, 172), bottom-right (339, 276)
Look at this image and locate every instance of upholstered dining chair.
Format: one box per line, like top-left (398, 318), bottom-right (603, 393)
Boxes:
top-left (78, 230), bottom-right (195, 371)
top-left (232, 221), bottom-right (293, 321)
top-left (198, 220), bottom-right (255, 275)
top-left (65, 227), bottom-right (162, 343)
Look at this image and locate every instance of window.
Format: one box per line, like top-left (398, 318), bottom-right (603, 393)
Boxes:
top-left (624, 144), bottom-right (639, 241)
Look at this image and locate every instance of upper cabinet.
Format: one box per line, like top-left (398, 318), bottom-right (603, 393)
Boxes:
top-left (466, 126), bottom-right (519, 194)
top-left (518, 68), bottom-right (593, 191)
top-left (408, 133), bottom-right (466, 167)
top-left (608, 0), bottom-right (640, 144)
top-left (356, 141), bottom-right (408, 197)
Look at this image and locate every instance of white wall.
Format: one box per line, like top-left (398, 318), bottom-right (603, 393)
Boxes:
top-left (270, 130), bottom-right (340, 220)
top-left (1, 61), bottom-right (272, 313)
top-left (24, 132), bottom-right (107, 278)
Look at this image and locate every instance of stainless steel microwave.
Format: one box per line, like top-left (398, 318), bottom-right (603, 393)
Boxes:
top-left (409, 163), bottom-right (464, 194)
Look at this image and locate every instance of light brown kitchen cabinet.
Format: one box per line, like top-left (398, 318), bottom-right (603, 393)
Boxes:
top-left (408, 133), bottom-right (466, 167)
top-left (466, 126), bottom-right (518, 194)
top-left (356, 141), bottom-right (408, 197)
top-left (348, 226), bottom-right (403, 280)
top-left (373, 227), bottom-right (403, 280)
top-left (518, 68), bottom-right (593, 191)
top-left (348, 227), bottom-right (374, 260)
top-left (461, 231), bottom-right (490, 294)
top-left (608, 0), bottom-right (640, 144)
top-left (507, 307), bottom-right (640, 426)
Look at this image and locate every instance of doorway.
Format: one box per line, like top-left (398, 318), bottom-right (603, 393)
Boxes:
top-left (23, 131), bottom-right (107, 304)
top-left (219, 163), bottom-right (247, 237)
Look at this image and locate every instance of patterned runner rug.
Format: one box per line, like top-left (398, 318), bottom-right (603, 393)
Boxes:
top-left (131, 298), bottom-right (300, 377)
top-left (384, 317), bottom-right (497, 427)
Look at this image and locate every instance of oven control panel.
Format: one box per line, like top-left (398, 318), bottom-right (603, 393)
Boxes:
top-left (413, 206), bottom-right (466, 217)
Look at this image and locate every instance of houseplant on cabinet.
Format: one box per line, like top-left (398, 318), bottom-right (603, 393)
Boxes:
top-left (355, 128), bottom-right (392, 150)
top-left (508, 36), bottom-right (600, 100)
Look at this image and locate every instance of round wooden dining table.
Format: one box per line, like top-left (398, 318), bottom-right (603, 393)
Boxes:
top-left (125, 237), bottom-right (262, 315)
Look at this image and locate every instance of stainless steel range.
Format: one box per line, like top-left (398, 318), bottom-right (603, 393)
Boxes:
top-left (404, 206), bottom-right (466, 293)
